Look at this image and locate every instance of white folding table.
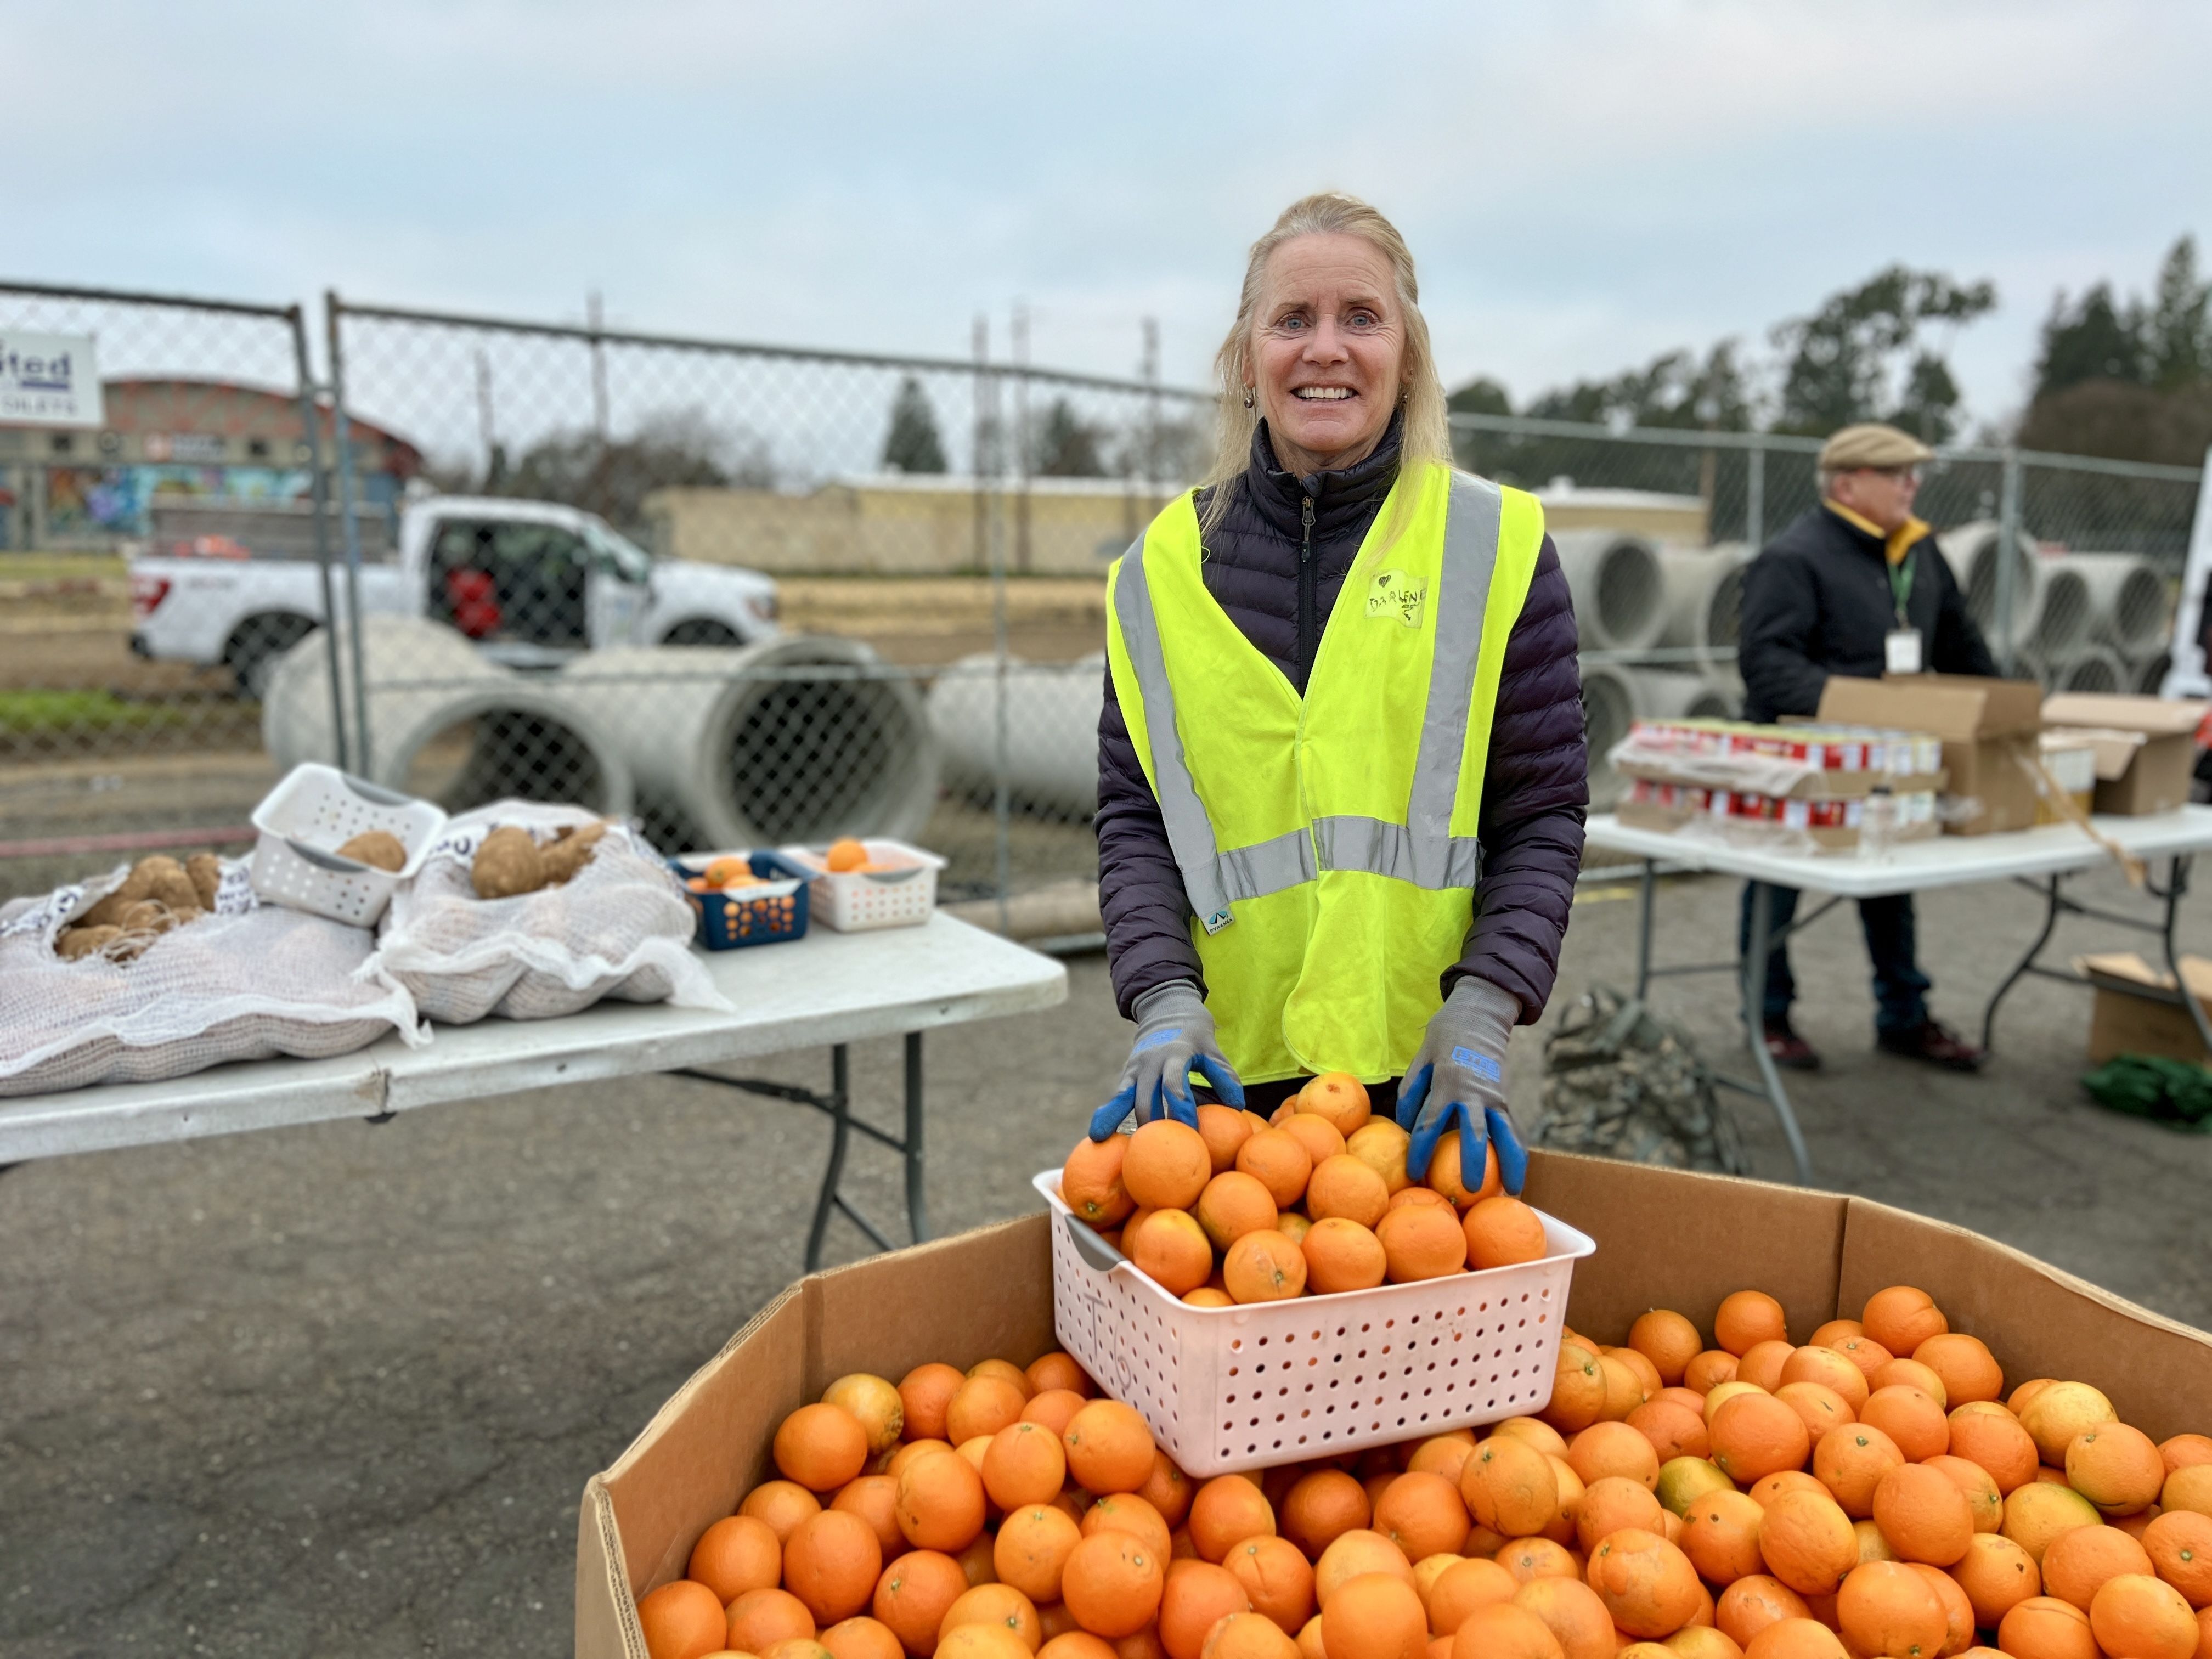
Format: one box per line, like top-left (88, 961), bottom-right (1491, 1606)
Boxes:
top-left (0, 912), bottom-right (1067, 1270)
top-left (1585, 807), bottom-right (2212, 1184)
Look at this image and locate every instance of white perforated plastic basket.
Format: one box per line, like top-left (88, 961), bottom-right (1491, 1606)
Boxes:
top-left (777, 839), bottom-right (945, 932)
top-left (1034, 1169), bottom-right (1595, 1476)
top-left (249, 764), bottom-right (448, 927)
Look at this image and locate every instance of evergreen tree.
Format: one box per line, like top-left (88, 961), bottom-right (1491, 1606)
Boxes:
top-left (1032, 398), bottom-right (1105, 477)
top-left (1770, 265), bottom-right (1995, 436)
top-left (2034, 284), bottom-right (2146, 396)
top-left (2146, 236), bottom-right (2212, 392)
top-left (882, 376), bottom-right (949, 473)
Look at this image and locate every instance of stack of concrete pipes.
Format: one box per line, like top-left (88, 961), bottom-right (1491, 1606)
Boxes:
top-left (1938, 523), bottom-right (2174, 694)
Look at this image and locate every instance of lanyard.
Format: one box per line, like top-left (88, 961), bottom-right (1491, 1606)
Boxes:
top-left (1888, 548), bottom-right (1915, 627)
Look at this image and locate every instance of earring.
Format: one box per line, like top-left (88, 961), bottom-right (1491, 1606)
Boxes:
top-left (1401, 389), bottom-right (1410, 404)
top-left (1242, 388), bottom-right (1255, 410)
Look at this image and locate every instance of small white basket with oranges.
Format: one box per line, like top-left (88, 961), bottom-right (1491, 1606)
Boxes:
top-left (1040, 1074), bottom-right (1594, 1477)
top-left (781, 838), bottom-right (946, 932)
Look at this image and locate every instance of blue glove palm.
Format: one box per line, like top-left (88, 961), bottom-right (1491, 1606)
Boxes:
top-left (1091, 981), bottom-right (1245, 1140)
top-left (1396, 979), bottom-right (1529, 1195)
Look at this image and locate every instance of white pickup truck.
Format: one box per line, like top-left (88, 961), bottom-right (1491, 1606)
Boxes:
top-left (128, 495), bottom-right (781, 695)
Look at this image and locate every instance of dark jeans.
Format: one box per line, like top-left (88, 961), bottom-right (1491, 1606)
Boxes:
top-left (1737, 882), bottom-right (1932, 1036)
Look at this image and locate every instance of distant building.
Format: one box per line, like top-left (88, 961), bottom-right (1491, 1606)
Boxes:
top-left (0, 377), bottom-right (423, 550)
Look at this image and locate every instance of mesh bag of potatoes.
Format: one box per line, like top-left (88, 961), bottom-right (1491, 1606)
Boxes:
top-left (369, 802), bottom-right (728, 1024)
top-left (0, 853), bottom-right (422, 1097)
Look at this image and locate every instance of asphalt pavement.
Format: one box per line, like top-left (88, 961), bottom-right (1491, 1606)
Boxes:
top-left (3, 860), bottom-right (2207, 1656)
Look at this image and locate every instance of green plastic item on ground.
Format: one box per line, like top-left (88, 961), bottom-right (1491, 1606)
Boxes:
top-left (2081, 1053), bottom-right (2212, 1131)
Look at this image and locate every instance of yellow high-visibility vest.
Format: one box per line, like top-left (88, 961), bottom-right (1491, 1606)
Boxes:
top-left (1104, 461), bottom-right (1546, 1085)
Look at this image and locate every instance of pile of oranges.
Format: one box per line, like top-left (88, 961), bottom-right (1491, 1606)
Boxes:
top-left (633, 1280), bottom-right (2212, 1659)
top-left (1059, 1076), bottom-right (1547, 1303)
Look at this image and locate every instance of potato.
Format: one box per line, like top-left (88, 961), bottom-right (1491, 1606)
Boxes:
top-left (75, 889), bottom-right (129, 929)
top-left (540, 821), bottom-right (610, 885)
top-left (335, 830), bottom-right (407, 872)
top-left (470, 826), bottom-right (545, 899)
top-left (118, 854), bottom-right (200, 914)
top-left (186, 852), bottom-right (222, 909)
top-left (55, 924), bottom-right (123, 961)
top-left (118, 900), bottom-right (170, 933)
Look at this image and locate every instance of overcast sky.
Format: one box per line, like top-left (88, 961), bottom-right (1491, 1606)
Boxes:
top-left (11, 0), bottom-right (2209, 433)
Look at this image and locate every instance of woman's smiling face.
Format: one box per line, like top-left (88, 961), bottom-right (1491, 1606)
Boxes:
top-left (1245, 231), bottom-right (1406, 477)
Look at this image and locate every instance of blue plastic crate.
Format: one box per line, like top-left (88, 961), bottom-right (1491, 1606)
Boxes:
top-left (670, 850), bottom-right (810, 950)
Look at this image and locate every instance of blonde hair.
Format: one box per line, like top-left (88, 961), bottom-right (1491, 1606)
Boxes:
top-left (1200, 192), bottom-right (1452, 534)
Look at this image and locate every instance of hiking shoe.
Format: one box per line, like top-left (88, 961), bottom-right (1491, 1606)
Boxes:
top-left (1762, 1017), bottom-right (1820, 1071)
top-left (1877, 1018), bottom-right (1987, 1072)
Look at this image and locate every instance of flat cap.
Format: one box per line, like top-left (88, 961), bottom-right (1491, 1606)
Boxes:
top-left (1819, 422), bottom-right (1934, 472)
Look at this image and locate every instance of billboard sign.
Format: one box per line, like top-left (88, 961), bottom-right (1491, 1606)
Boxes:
top-left (0, 331), bottom-right (103, 427)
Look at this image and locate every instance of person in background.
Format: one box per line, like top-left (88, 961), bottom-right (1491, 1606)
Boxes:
top-left (1088, 193), bottom-right (1589, 1192)
top-left (1736, 421), bottom-right (1999, 1072)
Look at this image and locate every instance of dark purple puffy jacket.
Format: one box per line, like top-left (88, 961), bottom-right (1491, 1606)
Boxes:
top-left (1096, 415), bottom-right (1589, 1025)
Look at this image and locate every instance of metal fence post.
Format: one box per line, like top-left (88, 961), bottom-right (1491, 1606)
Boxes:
top-left (323, 292), bottom-right (374, 775)
top-left (1995, 447), bottom-right (2023, 676)
top-left (986, 361), bottom-right (1013, 932)
top-left (286, 305), bottom-right (352, 772)
top-left (1746, 438), bottom-right (1765, 554)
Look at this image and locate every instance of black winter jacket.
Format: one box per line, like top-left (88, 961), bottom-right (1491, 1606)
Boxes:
top-left (1739, 506), bottom-right (1999, 723)
top-left (1095, 416), bottom-right (1589, 1026)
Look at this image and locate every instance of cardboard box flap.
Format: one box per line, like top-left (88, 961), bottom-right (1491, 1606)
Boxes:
top-left (1818, 674), bottom-right (2044, 740)
top-left (2057, 728), bottom-right (2153, 781)
top-left (2075, 950), bottom-right (2212, 1005)
top-left (2042, 692), bottom-right (2206, 739)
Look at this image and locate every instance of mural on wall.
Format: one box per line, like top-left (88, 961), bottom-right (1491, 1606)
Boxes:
top-left (41, 465), bottom-right (329, 537)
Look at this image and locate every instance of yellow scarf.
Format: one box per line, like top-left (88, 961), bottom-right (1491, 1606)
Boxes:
top-left (1827, 500), bottom-right (1928, 566)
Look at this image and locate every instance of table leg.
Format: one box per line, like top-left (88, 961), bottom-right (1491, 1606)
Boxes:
top-left (904, 1032), bottom-right (929, 1247)
top-left (2156, 855), bottom-right (2212, 1057)
top-left (1635, 860), bottom-right (1656, 1001)
top-left (804, 1045), bottom-right (853, 1273)
top-left (1980, 874), bottom-right (2063, 1053)
top-left (1745, 881), bottom-right (1814, 1185)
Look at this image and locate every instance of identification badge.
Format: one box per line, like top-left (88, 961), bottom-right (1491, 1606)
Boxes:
top-left (1365, 569), bottom-right (1426, 628)
top-left (1885, 629), bottom-right (1923, 674)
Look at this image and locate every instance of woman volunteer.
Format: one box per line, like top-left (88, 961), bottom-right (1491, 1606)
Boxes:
top-left (1091, 193), bottom-right (1588, 1193)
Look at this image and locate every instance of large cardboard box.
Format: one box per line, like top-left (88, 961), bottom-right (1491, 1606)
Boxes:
top-left (2080, 950), bottom-right (2212, 1064)
top-left (575, 1154), bottom-right (2212, 1656)
top-left (2040, 693), bottom-right (2204, 816)
top-left (1817, 674), bottom-right (2045, 835)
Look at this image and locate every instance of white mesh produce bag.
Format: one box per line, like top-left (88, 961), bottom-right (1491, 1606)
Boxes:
top-left (369, 802), bottom-right (727, 1024)
top-left (0, 859), bottom-right (421, 1097)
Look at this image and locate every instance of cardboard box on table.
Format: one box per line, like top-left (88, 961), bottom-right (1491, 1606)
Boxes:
top-left (1816, 674), bottom-right (2045, 835)
top-left (2040, 693), bottom-right (2205, 816)
top-left (575, 1153), bottom-right (2212, 1657)
top-left (2079, 950), bottom-right (2212, 1064)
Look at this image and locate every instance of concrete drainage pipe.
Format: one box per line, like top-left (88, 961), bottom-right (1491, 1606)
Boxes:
top-left (927, 652), bottom-right (1103, 818)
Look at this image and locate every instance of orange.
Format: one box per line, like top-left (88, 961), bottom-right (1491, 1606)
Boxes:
top-left (944, 1584), bottom-right (1045, 1651)
top-left (2042, 1525), bottom-right (2155, 1611)
top-left (2142, 1510), bottom-right (2212, 1607)
top-left (1198, 1173), bottom-right (1282, 1254)
top-left (1276, 1214), bottom-right (1313, 1246)
top-left (1284, 1471), bottom-right (1373, 1560)
top-left (988, 1423), bottom-right (1074, 1512)
top-left (1307, 1155), bottom-right (1391, 1229)
top-left (1087, 1494), bottom-right (1176, 1560)
top-left (1224, 1232), bottom-right (1309, 1304)
top-left (1316, 1531), bottom-right (1418, 1605)
top-left (1759, 1491), bottom-right (1859, 1596)
top-left (877, 1550), bottom-right (973, 1656)
top-left (730, 1587), bottom-right (821, 1652)
top-left (1999, 1596), bottom-right (2099, 1659)
top-left (893, 1441), bottom-right (960, 1480)
top-left (1715, 1576), bottom-right (1813, 1649)
top-left (1543, 1343), bottom-right (1608, 1435)
top-left (1496, 1419), bottom-right (1572, 1459)
top-left (1813, 1424), bottom-right (1905, 1519)
top-left (1042, 1637), bottom-right (1122, 1659)
top-left (825, 1615), bottom-right (907, 1659)
top-left (1780, 1348), bottom-right (1870, 1416)
top-left (1812, 1321), bottom-right (1865, 1349)
top-left (826, 838), bottom-right (869, 872)
top-left (1571, 1420), bottom-right (1664, 1492)
top-left (788, 1509), bottom-right (889, 1625)
top-left (1871, 1465), bottom-right (1973, 1568)
top-left (2070, 1425), bottom-right (2170, 1518)
top-left (1300, 1073), bottom-right (1375, 1137)
top-left (827, 1375), bottom-right (910, 1455)
top-left (1191, 1476), bottom-right (1278, 1564)
top-left (950, 1377), bottom-right (1030, 1447)
top-left (748, 1479), bottom-right (829, 1542)
top-left (1735, 1343), bottom-right (1796, 1396)
top-left (1514, 1576), bottom-right (1621, 1659)
top-left (2168, 1466), bottom-right (2212, 1519)
top-left (1198, 1104), bottom-right (1260, 1175)
top-left (1613, 1347), bottom-right (1668, 1404)
top-left (1029, 1353), bottom-right (1094, 1400)
top-left (1741, 1620), bottom-right (1847, 1659)
top-left (1664, 1630), bottom-right (1746, 1659)
top-left (641, 1578), bottom-right (733, 1659)
top-left (1374, 1472), bottom-right (1470, 1565)
top-left (1716, 1293), bottom-right (1790, 1358)
top-left (2090, 1573), bottom-right (2200, 1659)
top-left (1235, 1131), bottom-right (1316, 1209)
top-left (1830, 1338), bottom-right (1895, 1385)
top-left (836, 1476), bottom-right (910, 1564)
top-left (2163, 1437), bottom-right (2212, 1478)
top-left (1065, 1403), bottom-right (1158, 1497)
top-left (1449, 1602), bottom-right (1567, 1659)
top-left (1854, 1388), bottom-right (1943, 1464)
top-left (1185, 1290), bottom-right (1235, 1309)
top-left (1464, 1433), bottom-right (1564, 1537)
top-left (1126, 1122), bottom-right (1214, 1212)
top-left (1921, 1457), bottom-right (2003, 1536)
top-left (691, 1513), bottom-right (786, 1602)
top-left (1871, 1360), bottom-right (1950, 1410)
top-left (956, 1534), bottom-right (998, 1588)
top-left (1579, 1475), bottom-right (1668, 1552)
top-left (1326, 1572), bottom-right (1432, 1659)
top-left (782, 1403), bottom-right (876, 1493)
top-left (1347, 1121), bottom-right (1414, 1197)
top-left (1751, 1472), bottom-right (1828, 1510)
top-left (1159, 1561), bottom-right (1253, 1659)
top-left (1950, 1532), bottom-right (2041, 1627)
top-left (1772, 1385), bottom-right (1853, 1448)
top-left (998, 1506), bottom-right (1087, 1605)
top-left (1225, 1534), bottom-right (1317, 1634)
top-left (1134, 1210), bottom-right (1216, 1298)
top-left (1630, 1313), bottom-right (1707, 1390)
top-left (1304, 1218), bottom-right (1390, 1295)
top-left (1946, 1407), bottom-right (2038, 1494)
top-left (905, 1365), bottom-right (974, 1443)
top-left (1410, 1433), bottom-right (1479, 1486)
top-left (939, 1627), bottom-right (1033, 1659)
top-left (1834, 1561), bottom-right (1946, 1659)
top-left (1909, 1338), bottom-right (2002, 1412)
top-left (1377, 1204), bottom-right (1469, 1283)
top-left (1860, 1290), bottom-right (1948, 1361)
top-left (1686, 1352), bottom-right (1742, 1397)
top-left (1026, 1391), bottom-right (1090, 1440)
top-left (1427, 1556), bottom-right (1519, 1634)
top-left (1063, 1531), bottom-right (1167, 1640)
top-left (1679, 1490), bottom-right (1768, 1586)
top-left (1630, 1401), bottom-right (1712, 1466)
top-left (1464, 1197), bottom-right (1548, 1269)
top-left (1143, 1456), bottom-right (1196, 1530)
top-left (1390, 1186), bottom-right (1457, 1216)
top-left (899, 1449), bottom-right (990, 1553)
top-left (1425, 1129), bottom-right (1503, 1211)
top-left (1064, 1139), bottom-right (1138, 1228)
top-left (1279, 1114), bottom-right (1349, 1170)
top-left (2003, 1482), bottom-right (2103, 1566)
top-left (1204, 1610), bottom-right (1301, 1659)
top-left (1711, 1393), bottom-right (1812, 1487)
top-left (1588, 1527), bottom-right (1703, 1638)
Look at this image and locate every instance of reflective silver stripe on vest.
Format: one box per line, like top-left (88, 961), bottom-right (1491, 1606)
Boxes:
top-left (1114, 536), bottom-right (1240, 933)
top-left (1398, 471), bottom-right (1504, 887)
top-left (1218, 826), bottom-right (1317, 902)
top-left (1311, 816), bottom-right (1483, 889)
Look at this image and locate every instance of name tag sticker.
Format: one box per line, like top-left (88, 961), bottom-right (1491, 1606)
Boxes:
top-left (1886, 629), bottom-right (1923, 674)
top-left (1366, 569), bottom-right (1426, 628)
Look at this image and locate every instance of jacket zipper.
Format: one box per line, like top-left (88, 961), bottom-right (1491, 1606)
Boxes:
top-left (1297, 493), bottom-right (1317, 692)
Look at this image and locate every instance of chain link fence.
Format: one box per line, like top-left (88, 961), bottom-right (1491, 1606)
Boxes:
top-left (1, 281), bottom-right (2203, 907)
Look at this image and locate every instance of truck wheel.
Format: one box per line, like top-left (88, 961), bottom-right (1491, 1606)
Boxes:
top-left (661, 619), bottom-right (742, 647)
top-left (226, 614), bottom-right (316, 699)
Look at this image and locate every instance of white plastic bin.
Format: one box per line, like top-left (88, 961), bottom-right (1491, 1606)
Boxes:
top-left (249, 764), bottom-right (447, 927)
top-left (1034, 1169), bottom-right (1595, 1477)
top-left (777, 839), bottom-right (945, 932)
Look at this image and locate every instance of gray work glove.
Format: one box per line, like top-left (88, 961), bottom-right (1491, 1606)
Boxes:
top-left (1396, 977), bottom-right (1530, 1194)
top-left (1090, 980), bottom-right (1245, 1139)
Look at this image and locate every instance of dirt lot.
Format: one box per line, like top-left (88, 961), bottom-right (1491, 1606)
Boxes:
top-left (3, 860), bottom-right (2206, 1656)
